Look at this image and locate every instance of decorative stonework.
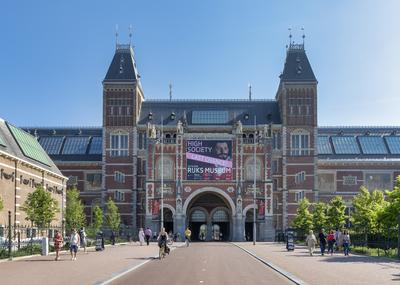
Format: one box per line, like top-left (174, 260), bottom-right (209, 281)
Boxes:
top-left (184, 186), bottom-right (192, 193)
top-left (227, 186), bottom-right (235, 193)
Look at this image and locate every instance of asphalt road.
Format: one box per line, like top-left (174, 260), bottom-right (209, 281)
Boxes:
top-left (110, 243), bottom-right (292, 285)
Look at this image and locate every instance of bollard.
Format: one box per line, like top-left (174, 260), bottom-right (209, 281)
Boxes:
top-left (41, 237), bottom-right (49, 256)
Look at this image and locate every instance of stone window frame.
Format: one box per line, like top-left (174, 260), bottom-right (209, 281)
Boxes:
top-left (290, 129), bottom-right (310, 156)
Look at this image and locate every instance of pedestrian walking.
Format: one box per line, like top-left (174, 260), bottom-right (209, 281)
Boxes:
top-left (138, 228), bottom-right (145, 246)
top-left (305, 230), bottom-right (317, 256)
top-left (184, 227), bottom-right (192, 247)
top-left (79, 227), bottom-right (87, 253)
top-left (327, 230), bottom-right (335, 255)
top-left (53, 230), bottom-right (63, 261)
top-left (144, 227), bottom-right (152, 246)
top-left (318, 229), bottom-right (327, 256)
top-left (342, 230), bottom-right (351, 256)
top-left (110, 231), bottom-right (116, 245)
top-left (335, 228), bottom-right (342, 251)
top-left (69, 228), bottom-right (80, 261)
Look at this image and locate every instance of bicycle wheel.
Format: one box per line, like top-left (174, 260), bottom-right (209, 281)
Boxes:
top-left (159, 246), bottom-right (164, 259)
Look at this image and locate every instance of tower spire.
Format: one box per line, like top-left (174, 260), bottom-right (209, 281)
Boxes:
top-left (169, 83), bottom-right (172, 101)
top-left (301, 27), bottom-right (305, 47)
top-left (288, 27), bottom-right (292, 47)
top-left (129, 25), bottom-right (133, 46)
top-left (248, 83), bottom-right (252, 101)
top-left (115, 24), bottom-right (119, 48)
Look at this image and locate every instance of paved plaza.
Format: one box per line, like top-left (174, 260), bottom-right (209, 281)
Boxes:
top-left (0, 242), bottom-right (399, 285)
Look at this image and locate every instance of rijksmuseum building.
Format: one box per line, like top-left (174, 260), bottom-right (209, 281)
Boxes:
top-left (25, 41), bottom-right (400, 241)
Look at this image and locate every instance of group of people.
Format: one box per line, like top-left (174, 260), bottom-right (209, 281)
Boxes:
top-left (52, 226), bottom-right (193, 262)
top-left (306, 229), bottom-right (351, 256)
top-left (53, 227), bottom-right (87, 261)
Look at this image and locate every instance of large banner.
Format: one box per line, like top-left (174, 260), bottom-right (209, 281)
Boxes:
top-left (186, 140), bottom-right (232, 180)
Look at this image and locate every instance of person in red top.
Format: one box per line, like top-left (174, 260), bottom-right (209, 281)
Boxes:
top-left (327, 230), bottom-right (336, 255)
top-left (53, 230), bottom-right (63, 261)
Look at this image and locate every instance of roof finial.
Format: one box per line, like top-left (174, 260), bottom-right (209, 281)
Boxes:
top-left (288, 27), bottom-right (292, 47)
top-left (301, 27), bottom-right (305, 46)
top-left (129, 25), bottom-right (133, 46)
top-left (169, 83), bottom-right (172, 101)
top-left (248, 83), bottom-right (252, 101)
top-left (115, 24), bottom-right (119, 48)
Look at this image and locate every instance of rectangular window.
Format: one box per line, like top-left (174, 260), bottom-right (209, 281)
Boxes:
top-left (110, 133), bottom-right (129, 156)
top-left (273, 132), bottom-right (281, 150)
top-left (114, 191), bottom-right (125, 202)
top-left (295, 171), bottom-right (306, 185)
top-left (86, 173), bottom-right (102, 190)
top-left (291, 134), bottom-right (309, 156)
top-left (365, 173), bottom-right (392, 191)
top-left (67, 176), bottom-right (78, 187)
top-left (318, 173), bottom-right (335, 192)
top-left (294, 191), bottom-right (304, 202)
top-left (114, 171), bottom-right (125, 183)
top-left (343, 176), bottom-right (357, 186)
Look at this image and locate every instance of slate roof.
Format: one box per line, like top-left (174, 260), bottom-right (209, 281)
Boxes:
top-left (0, 118), bottom-right (63, 175)
top-left (103, 44), bottom-right (139, 83)
top-left (280, 44), bottom-right (317, 83)
top-left (137, 99), bottom-right (281, 126)
top-left (23, 127), bottom-right (102, 162)
top-left (317, 126), bottom-right (400, 159)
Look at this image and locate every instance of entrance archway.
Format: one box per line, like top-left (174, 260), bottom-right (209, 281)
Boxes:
top-left (185, 189), bottom-right (233, 241)
top-left (164, 208), bottom-right (174, 234)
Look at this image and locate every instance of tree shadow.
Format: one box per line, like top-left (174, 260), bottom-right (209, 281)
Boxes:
top-left (318, 255), bottom-right (400, 266)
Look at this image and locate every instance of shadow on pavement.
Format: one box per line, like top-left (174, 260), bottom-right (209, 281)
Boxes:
top-left (125, 257), bottom-right (156, 260)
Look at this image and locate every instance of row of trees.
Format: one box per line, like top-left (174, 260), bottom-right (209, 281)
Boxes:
top-left (293, 176), bottom-right (400, 234)
top-left (20, 186), bottom-right (121, 236)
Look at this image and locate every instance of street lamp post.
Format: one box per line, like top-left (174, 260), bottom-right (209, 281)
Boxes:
top-left (160, 116), bottom-right (164, 231)
top-left (253, 115), bottom-right (257, 245)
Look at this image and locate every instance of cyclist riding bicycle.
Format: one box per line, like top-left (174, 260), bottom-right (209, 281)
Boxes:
top-left (184, 227), bottom-right (192, 247)
top-left (158, 228), bottom-right (170, 259)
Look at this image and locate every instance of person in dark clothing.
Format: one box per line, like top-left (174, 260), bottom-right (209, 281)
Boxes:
top-left (110, 231), bottom-right (116, 245)
top-left (318, 229), bottom-right (327, 256)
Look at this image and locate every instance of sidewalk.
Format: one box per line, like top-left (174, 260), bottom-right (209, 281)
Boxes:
top-left (236, 242), bottom-right (400, 285)
top-left (0, 242), bottom-right (183, 285)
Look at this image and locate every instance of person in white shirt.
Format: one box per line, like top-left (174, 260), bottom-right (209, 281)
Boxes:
top-left (70, 228), bottom-right (80, 261)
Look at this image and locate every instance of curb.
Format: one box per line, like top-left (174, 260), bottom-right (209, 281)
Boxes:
top-left (0, 242), bottom-right (132, 263)
top-left (232, 243), bottom-right (309, 285)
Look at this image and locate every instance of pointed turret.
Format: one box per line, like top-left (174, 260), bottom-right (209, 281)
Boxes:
top-left (280, 43), bottom-right (317, 83)
top-left (103, 44), bottom-right (140, 83)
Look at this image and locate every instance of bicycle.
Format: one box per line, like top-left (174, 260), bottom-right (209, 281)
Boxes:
top-left (159, 244), bottom-right (166, 259)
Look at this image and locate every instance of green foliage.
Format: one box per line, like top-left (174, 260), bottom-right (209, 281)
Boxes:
top-left (66, 187), bottom-right (86, 233)
top-left (0, 196), bottom-right (4, 212)
top-left (91, 205), bottom-right (103, 233)
top-left (378, 176), bottom-right (400, 228)
top-left (312, 202), bottom-right (327, 232)
top-left (352, 187), bottom-right (386, 233)
top-left (326, 196), bottom-right (346, 230)
top-left (292, 198), bottom-right (313, 234)
top-left (20, 185), bottom-right (59, 230)
top-left (105, 198), bottom-right (121, 233)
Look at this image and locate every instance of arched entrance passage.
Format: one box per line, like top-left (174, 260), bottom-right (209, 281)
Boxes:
top-left (243, 204), bottom-right (257, 241)
top-left (164, 208), bottom-right (174, 234)
top-left (184, 188), bottom-right (234, 241)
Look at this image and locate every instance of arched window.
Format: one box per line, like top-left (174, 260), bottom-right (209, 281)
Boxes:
top-left (212, 209), bottom-right (229, 222)
top-left (191, 210), bottom-right (206, 222)
top-left (156, 156), bottom-right (174, 179)
top-left (245, 157), bottom-right (262, 180)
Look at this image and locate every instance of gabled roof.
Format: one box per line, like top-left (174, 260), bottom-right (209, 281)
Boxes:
top-left (280, 44), bottom-right (317, 83)
top-left (103, 44), bottom-right (139, 83)
top-left (137, 99), bottom-right (281, 126)
top-left (0, 118), bottom-right (63, 175)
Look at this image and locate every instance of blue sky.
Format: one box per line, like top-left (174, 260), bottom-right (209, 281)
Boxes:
top-left (0, 0), bottom-right (399, 127)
